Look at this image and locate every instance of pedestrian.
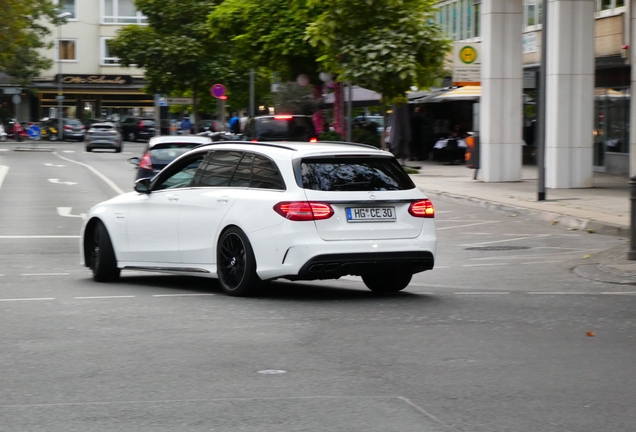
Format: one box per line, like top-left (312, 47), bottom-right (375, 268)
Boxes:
top-left (229, 112), bottom-right (241, 134)
top-left (180, 116), bottom-right (192, 135)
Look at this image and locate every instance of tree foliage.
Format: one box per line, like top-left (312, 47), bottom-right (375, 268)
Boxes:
top-left (0, 0), bottom-right (60, 85)
top-left (109, 0), bottom-right (269, 113)
top-left (306, 0), bottom-right (451, 102)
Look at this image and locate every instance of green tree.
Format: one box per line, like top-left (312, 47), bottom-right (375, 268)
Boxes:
top-left (109, 0), bottom-right (268, 127)
top-left (0, 0), bottom-right (60, 85)
top-left (306, 0), bottom-right (451, 144)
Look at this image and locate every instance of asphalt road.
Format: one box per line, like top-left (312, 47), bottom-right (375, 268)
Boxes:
top-left (0, 141), bottom-right (634, 431)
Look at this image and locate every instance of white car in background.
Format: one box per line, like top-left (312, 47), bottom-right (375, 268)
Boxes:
top-left (80, 141), bottom-right (437, 296)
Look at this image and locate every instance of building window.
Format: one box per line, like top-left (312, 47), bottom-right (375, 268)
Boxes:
top-left (58, 39), bottom-right (76, 61)
top-left (436, 0), bottom-right (480, 41)
top-left (597, 0), bottom-right (625, 11)
top-left (102, 0), bottom-right (148, 24)
top-left (59, 0), bottom-right (76, 19)
top-left (101, 38), bottom-right (119, 65)
top-left (523, 0), bottom-right (542, 27)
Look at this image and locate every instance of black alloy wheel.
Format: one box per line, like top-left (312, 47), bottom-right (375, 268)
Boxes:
top-left (90, 221), bottom-right (120, 282)
top-left (128, 132), bottom-right (136, 142)
top-left (362, 272), bottom-right (412, 293)
top-left (217, 227), bottom-right (261, 296)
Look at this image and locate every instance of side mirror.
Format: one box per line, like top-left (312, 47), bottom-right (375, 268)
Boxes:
top-left (134, 178), bottom-right (151, 194)
top-left (128, 156), bottom-right (140, 166)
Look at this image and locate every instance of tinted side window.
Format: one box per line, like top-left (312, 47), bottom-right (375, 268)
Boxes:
top-left (243, 119), bottom-right (255, 139)
top-left (250, 154), bottom-right (285, 190)
top-left (300, 157), bottom-right (415, 191)
top-left (154, 154), bottom-right (206, 190)
top-left (230, 153), bottom-right (253, 187)
top-left (195, 151), bottom-right (243, 187)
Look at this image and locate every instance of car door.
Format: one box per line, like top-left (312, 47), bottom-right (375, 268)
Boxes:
top-left (178, 150), bottom-right (248, 264)
top-left (123, 152), bottom-right (206, 264)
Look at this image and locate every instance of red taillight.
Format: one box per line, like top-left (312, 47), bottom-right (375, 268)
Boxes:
top-left (139, 121), bottom-right (144, 129)
top-left (309, 138), bottom-right (318, 143)
top-left (273, 201), bottom-right (334, 221)
top-left (139, 152), bottom-right (152, 170)
top-left (80, 125), bottom-right (86, 130)
top-left (251, 139), bottom-right (258, 142)
top-left (408, 199), bottom-right (435, 218)
top-left (64, 125), bottom-right (72, 130)
top-left (274, 115), bottom-right (293, 120)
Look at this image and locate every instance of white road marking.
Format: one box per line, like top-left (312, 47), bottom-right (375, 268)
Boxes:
top-left (152, 293), bottom-right (216, 297)
top-left (44, 163), bottom-right (65, 167)
top-left (0, 165), bottom-right (8, 191)
top-left (469, 250), bottom-right (597, 261)
top-left (47, 178), bottom-right (77, 185)
top-left (0, 235), bottom-right (80, 239)
top-left (528, 292), bottom-right (593, 295)
top-left (57, 207), bottom-right (86, 219)
top-left (522, 261), bottom-right (558, 265)
top-left (73, 296), bottom-right (136, 299)
top-left (454, 292), bottom-right (510, 295)
top-left (433, 266), bottom-right (450, 269)
top-left (21, 273), bottom-right (69, 276)
top-left (437, 221), bottom-right (499, 231)
top-left (0, 148), bottom-right (8, 152)
top-left (0, 298), bottom-right (55, 302)
top-left (599, 292), bottom-right (636, 295)
top-left (54, 152), bottom-right (125, 195)
top-left (461, 234), bottom-right (551, 247)
top-left (62, 150), bottom-right (75, 153)
top-left (462, 263), bottom-right (508, 267)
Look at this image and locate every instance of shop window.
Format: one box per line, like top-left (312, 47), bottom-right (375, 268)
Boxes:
top-left (594, 88), bottom-right (630, 155)
top-left (58, 0), bottom-right (76, 19)
top-left (102, 0), bottom-right (147, 24)
top-left (58, 40), bottom-right (76, 61)
top-left (101, 38), bottom-right (119, 65)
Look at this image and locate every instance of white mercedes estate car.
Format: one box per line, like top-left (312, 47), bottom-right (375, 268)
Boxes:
top-left (80, 141), bottom-right (437, 296)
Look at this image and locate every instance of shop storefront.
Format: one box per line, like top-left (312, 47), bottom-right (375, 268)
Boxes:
top-left (31, 74), bottom-right (154, 121)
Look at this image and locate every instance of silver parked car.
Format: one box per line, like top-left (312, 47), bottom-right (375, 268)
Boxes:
top-left (85, 122), bottom-right (122, 153)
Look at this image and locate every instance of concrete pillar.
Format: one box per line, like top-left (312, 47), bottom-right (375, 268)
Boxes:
top-left (480, 0), bottom-right (523, 182)
top-left (545, 0), bottom-right (594, 188)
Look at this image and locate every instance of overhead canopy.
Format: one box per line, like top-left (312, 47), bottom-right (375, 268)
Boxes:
top-left (322, 85), bottom-right (382, 107)
top-left (411, 86), bottom-right (481, 103)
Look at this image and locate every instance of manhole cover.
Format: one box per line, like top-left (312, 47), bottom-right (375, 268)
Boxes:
top-left (465, 246), bottom-right (531, 251)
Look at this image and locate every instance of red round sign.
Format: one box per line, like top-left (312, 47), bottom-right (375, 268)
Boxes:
top-left (211, 84), bottom-right (226, 98)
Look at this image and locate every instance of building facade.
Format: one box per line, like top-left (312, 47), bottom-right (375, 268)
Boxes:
top-left (30, 0), bottom-right (153, 122)
top-left (434, 0), bottom-right (630, 176)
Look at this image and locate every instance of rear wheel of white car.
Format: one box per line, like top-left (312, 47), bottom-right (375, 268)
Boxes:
top-left (362, 272), bottom-right (412, 293)
top-left (217, 227), bottom-right (260, 297)
top-left (90, 221), bottom-right (120, 282)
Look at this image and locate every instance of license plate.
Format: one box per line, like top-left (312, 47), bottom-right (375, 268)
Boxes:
top-left (346, 207), bottom-right (396, 222)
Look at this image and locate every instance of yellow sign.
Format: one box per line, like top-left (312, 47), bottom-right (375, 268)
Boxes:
top-left (459, 46), bottom-right (478, 64)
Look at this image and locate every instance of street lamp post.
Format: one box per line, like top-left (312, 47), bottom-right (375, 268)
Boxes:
top-left (57, 12), bottom-right (72, 140)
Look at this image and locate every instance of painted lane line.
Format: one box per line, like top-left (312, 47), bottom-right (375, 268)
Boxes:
top-left (57, 207), bottom-right (86, 219)
top-left (0, 235), bottom-right (80, 239)
top-left (461, 234), bottom-right (551, 247)
top-left (528, 292), bottom-right (594, 295)
top-left (0, 149), bottom-right (9, 152)
top-left (44, 163), bottom-right (65, 167)
top-left (522, 261), bottom-right (558, 265)
top-left (62, 150), bottom-right (75, 153)
top-left (54, 152), bottom-right (125, 195)
top-left (152, 293), bottom-right (216, 297)
top-left (600, 292), bottom-right (636, 295)
top-left (0, 298), bottom-right (55, 302)
top-left (0, 165), bottom-right (8, 191)
top-left (462, 263), bottom-right (508, 267)
top-left (469, 250), bottom-right (596, 261)
top-left (433, 266), bottom-right (450, 269)
top-left (436, 221), bottom-right (499, 231)
top-left (73, 296), bottom-right (136, 299)
top-left (47, 178), bottom-right (78, 185)
top-left (21, 273), bottom-right (69, 276)
top-left (454, 292), bottom-right (511, 295)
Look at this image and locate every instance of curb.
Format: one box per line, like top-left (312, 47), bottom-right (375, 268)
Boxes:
top-left (422, 190), bottom-right (630, 239)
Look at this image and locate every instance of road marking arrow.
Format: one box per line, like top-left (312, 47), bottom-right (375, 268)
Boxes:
top-left (57, 207), bottom-right (86, 219)
top-left (48, 178), bottom-right (77, 185)
top-left (44, 163), bottom-right (65, 167)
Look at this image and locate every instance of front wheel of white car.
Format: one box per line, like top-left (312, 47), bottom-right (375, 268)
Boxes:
top-left (217, 227), bottom-right (261, 297)
top-left (90, 221), bottom-right (120, 282)
top-left (362, 272), bottom-right (412, 293)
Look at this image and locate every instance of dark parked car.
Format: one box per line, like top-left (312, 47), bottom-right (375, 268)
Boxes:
top-left (42, 118), bottom-right (86, 141)
top-left (242, 115), bottom-right (317, 142)
top-left (128, 135), bottom-right (212, 181)
top-left (119, 117), bottom-right (156, 142)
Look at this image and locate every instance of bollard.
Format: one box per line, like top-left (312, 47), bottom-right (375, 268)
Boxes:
top-left (629, 176), bottom-right (636, 260)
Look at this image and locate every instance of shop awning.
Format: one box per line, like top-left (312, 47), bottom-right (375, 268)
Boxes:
top-left (412, 86), bottom-right (481, 103)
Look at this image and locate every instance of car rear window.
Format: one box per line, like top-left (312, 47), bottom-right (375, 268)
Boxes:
top-left (300, 157), bottom-right (415, 191)
top-left (92, 124), bottom-right (114, 130)
top-left (65, 119), bottom-right (82, 126)
top-left (257, 117), bottom-right (316, 141)
top-left (141, 119), bottom-right (155, 126)
top-left (149, 143), bottom-right (199, 163)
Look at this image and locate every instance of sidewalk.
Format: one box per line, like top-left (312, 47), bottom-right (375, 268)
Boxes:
top-left (407, 161), bottom-right (636, 286)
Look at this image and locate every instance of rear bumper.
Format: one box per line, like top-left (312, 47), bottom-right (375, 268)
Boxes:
top-left (294, 251), bottom-right (434, 280)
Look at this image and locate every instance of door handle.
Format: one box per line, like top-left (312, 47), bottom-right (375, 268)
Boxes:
top-left (217, 196), bottom-right (230, 203)
top-left (167, 195), bottom-right (180, 202)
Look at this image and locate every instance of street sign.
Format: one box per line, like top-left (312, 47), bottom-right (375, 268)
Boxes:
top-left (452, 42), bottom-right (481, 86)
top-left (12, 94), bottom-right (21, 105)
top-left (166, 97), bottom-right (193, 105)
top-left (211, 84), bottom-right (226, 98)
top-left (158, 97), bottom-right (168, 107)
top-left (3, 88), bottom-right (21, 95)
top-left (27, 125), bottom-right (41, 138)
